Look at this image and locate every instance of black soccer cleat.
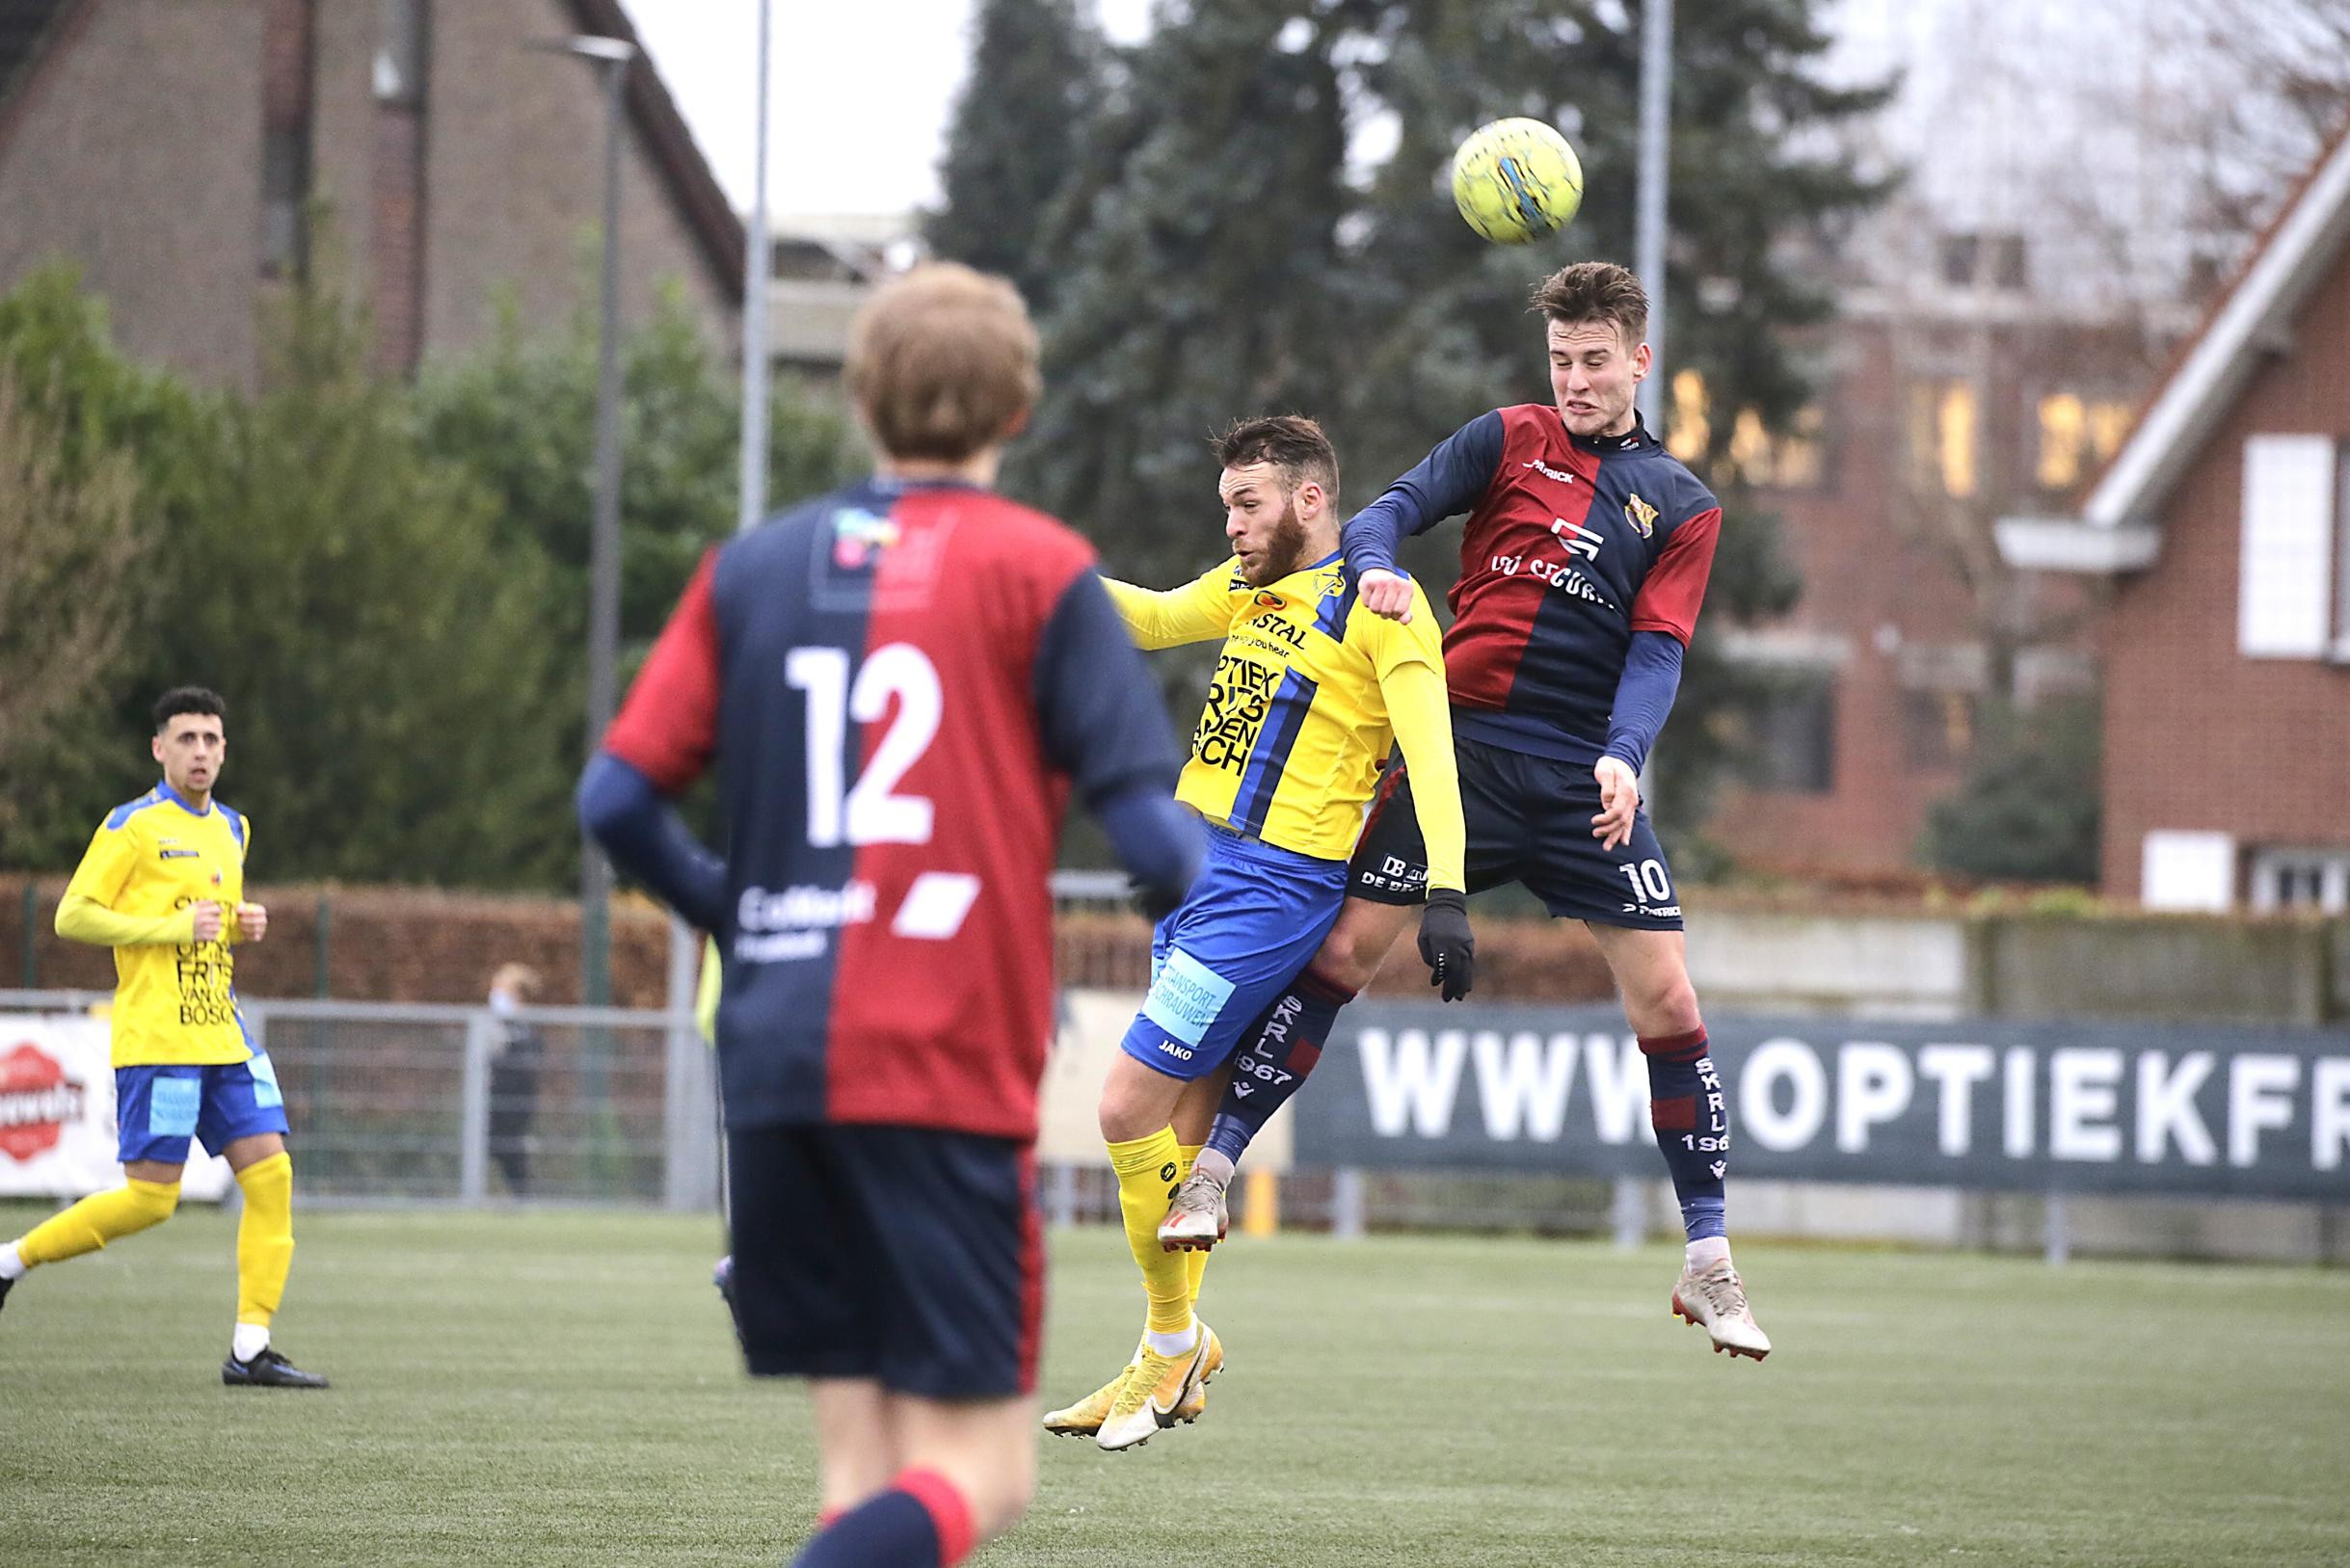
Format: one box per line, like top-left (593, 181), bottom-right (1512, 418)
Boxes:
top-left (222, 1347), bottom-right (330, 1389)
top-left (0, 1274), bottom-right (13, 1316)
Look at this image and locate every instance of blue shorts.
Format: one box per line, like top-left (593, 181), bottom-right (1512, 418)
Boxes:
top-left (726, 1124), bottom-right (1043, 1398)
top-left (1349, 734), bottom-right (1686, 930)
top-left (116, 1054), bottom-right (290, 1165)
top-left (1119, 826), bottom-right (1349, 1081)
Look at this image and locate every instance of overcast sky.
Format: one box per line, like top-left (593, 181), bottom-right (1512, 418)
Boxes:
top-left (622, 0), bottom-right (1151, 220)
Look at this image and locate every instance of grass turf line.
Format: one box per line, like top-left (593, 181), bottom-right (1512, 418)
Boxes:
top-left (0, 1205), bottom-right (2344, 1566)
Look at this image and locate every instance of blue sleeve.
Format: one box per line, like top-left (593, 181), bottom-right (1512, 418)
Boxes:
top-left (1032, 571), bottom-right (1202, 907)
top-left (1601, 631), bottom-right (1686, 779)
top-left (575, 753), bottom-right (730, 934)
top-left (1338, 411), bottom-right (1507, 581)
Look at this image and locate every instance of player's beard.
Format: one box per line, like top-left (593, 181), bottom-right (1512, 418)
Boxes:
top-left (1242, 498), bottom-right (1313, 587)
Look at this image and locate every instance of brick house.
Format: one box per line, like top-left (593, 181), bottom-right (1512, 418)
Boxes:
top-left (1692, 273), bottom-right (2160, 875)
top-left (1996, 128), bottom-right (2350, 914)
top-left (0, 0), bottom-right (741, 385)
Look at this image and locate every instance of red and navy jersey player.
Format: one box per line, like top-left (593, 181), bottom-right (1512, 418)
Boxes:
top-left (578, 263), bottom-right (1196, 1568)
top-left (1186, 262), bottom-right (1773, 1369)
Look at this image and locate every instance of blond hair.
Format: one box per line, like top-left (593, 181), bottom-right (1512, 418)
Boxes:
top-left (845, 262), bottom-right (1041, 462)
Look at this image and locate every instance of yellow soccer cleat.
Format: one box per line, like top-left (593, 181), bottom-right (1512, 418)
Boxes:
top-left (1671, 1259), bottom-right (1772, 1360)
top-left (1095, 1322), bottom-right (1222, 1452)
top-left (1043, 1342), bottom-right (1209, 1437)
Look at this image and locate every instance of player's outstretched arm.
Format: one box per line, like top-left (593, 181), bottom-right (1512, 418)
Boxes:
top-left (1341, 410), bottom-right (1507, 620)
top-left (1378, 646), bottom-right (1474, 1001)
top-left (1036, 571), bottom-right (1202, 916)
top-left (1099, 567), bottom-right (1238, 651)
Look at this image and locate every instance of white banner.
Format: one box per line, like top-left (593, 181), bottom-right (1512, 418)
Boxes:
top-left (0, 1014), bottom-right (233, 1202)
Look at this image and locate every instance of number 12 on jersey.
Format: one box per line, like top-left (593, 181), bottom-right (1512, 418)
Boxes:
top-left (785, 644), bottom-right (941, 848)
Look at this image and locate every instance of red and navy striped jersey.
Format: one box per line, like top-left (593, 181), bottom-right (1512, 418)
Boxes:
top-left (1343, 404), bottom-right (1722, 764)
top-left (603, 478), bottom-right (1183, 1140)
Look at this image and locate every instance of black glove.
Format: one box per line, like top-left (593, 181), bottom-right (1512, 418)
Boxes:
top-left (1417, 889), bottom-right (1475, 1001)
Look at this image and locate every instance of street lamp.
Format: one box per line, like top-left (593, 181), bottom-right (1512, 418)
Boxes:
top-left (535, 33), bottom-right (636, 1008)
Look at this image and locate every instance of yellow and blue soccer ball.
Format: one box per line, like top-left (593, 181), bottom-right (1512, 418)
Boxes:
top-left (1451, 118), bottom-right (1583, 244)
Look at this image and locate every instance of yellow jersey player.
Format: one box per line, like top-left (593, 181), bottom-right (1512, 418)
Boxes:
top-left (1044, 415), bottom-right (1471, 1451)
top-left (0, 688), bottom-right (325, 1388)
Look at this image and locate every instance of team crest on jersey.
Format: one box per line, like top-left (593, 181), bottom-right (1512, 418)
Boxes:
top-left (830, 506), bottom-right (900, 568)
top-left (1624, 492), bottom-right (1659, 538)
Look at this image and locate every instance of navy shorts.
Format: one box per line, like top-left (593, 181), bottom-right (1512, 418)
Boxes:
top-left (1348, 734), bottom-right (1685, 930)
top-left (1120, 826), bottom-right (1349, 1081)
top-left (726, 1123), bottom-right (1043, 1399)
top-left (116, 1055), bottom-right (291, 1164)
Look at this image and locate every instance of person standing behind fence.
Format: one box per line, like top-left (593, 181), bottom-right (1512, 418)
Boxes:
top-left (577, 261), bottom-right (1199, 1568)
top-left (0, 687), bottom-right (327, 1389)
top-left (486, 963), bottom-right (545, 1197)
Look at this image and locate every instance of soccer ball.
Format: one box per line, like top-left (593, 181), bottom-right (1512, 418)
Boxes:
top-left (1451, 118), bottom-right (1583, 245)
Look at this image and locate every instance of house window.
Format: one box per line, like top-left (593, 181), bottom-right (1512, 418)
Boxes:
top-left (2249, 848), bottom-right (2350, 915)
top-left (1745, 672), bottom-right (1837, 795)
top-left (2237, 434), bottom-right (2337, 658)
top-left (2142, 830), bottom-right (2234, 912)
top-left (1727, 405), bottom-right (1827, 491)
top-left (374, 0), bottom-right (426, 105)
top-left (1667, 369), bottom-right (1710, 464)
top-left (1900, 689), bottom-right (1975, 770)
top-left (2035, 393), bottom-right (2135, 492)
top-left (1908, 380), bottom-right (1977, 498)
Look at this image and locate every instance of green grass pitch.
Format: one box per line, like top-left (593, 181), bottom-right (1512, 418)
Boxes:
top-left (2, 1205), bottom-right (2345, 1566)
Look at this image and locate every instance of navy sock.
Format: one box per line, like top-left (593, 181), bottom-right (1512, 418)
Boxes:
top-left (1203, 970), bottom-right (1355, 1166)
top-left (791, 1471), bottom-right (973, 1568)
top-left (1641, 1027), bottom-right (1729, 1242)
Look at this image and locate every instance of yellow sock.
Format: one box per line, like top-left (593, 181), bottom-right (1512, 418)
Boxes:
top-left (1177, 1143), bottom-right (1210, 1308)
top-left (16, 1178), bottom-right (179, 1267)
top-left (233, 1153), bottom-right (296, 1329)
top-left (1107, 1128), bottom-right (1191, 1337)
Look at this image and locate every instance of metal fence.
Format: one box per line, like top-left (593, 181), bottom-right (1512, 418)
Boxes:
top-left (0, 991), bottom-right (718, 1209)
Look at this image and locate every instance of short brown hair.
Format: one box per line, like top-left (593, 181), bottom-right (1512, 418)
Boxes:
top-left (845, 262), bottom-right (1041, 462)
top-left (1213, 413), bottom-right (1340, 504)
top-left (1529, 260), bottom-right (1648, 349)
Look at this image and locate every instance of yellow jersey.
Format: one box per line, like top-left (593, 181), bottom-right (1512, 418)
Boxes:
top-left (1104, 551), bottom-right (1466, 890)
top-left (58, 783), bottom-right (254, 1067)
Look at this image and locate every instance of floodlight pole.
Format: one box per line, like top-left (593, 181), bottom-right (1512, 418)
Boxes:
top-left (1633, 0), bottom-right (1673, 432)
top-left (738, 0), bottom-right (772, 535)
top-left (565, 33), bottom-right (635, 1010)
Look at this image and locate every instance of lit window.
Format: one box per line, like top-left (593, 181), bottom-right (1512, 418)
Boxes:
top-left (1726, 406), bottom-right (1826, 491)
top-left (1668, 369), bottom-right (1710, 464)
top-left (1937, 383), bottom-right (1977, 498)
top-left (2038, 393), bottom-right (2086, 490)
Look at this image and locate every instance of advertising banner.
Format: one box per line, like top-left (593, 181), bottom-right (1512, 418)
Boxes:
top-left (0, 1014), bottom-right (233, 1201)
top-left (1289, 1002), bottom-right (2350, 1201)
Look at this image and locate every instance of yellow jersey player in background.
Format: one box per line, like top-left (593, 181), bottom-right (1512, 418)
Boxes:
top-left (1045, 414), bottom-right (1473, 1451)
top-left (0, 687), bottom-right (327, 1388)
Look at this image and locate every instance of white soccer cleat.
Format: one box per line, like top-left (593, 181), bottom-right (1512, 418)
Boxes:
top-left (1671, 1259), bottom-right (1771, 1360)
top-left (1157, 1168), bottom-right (1231, 1252)
top-left (1096, 1323), bottom-right (1222, 1451)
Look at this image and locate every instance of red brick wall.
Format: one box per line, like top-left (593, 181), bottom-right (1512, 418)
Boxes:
top-left (2101, 253), bottom-right (2350, 898)
top-left (0, 0), bottom-right (268, 387)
